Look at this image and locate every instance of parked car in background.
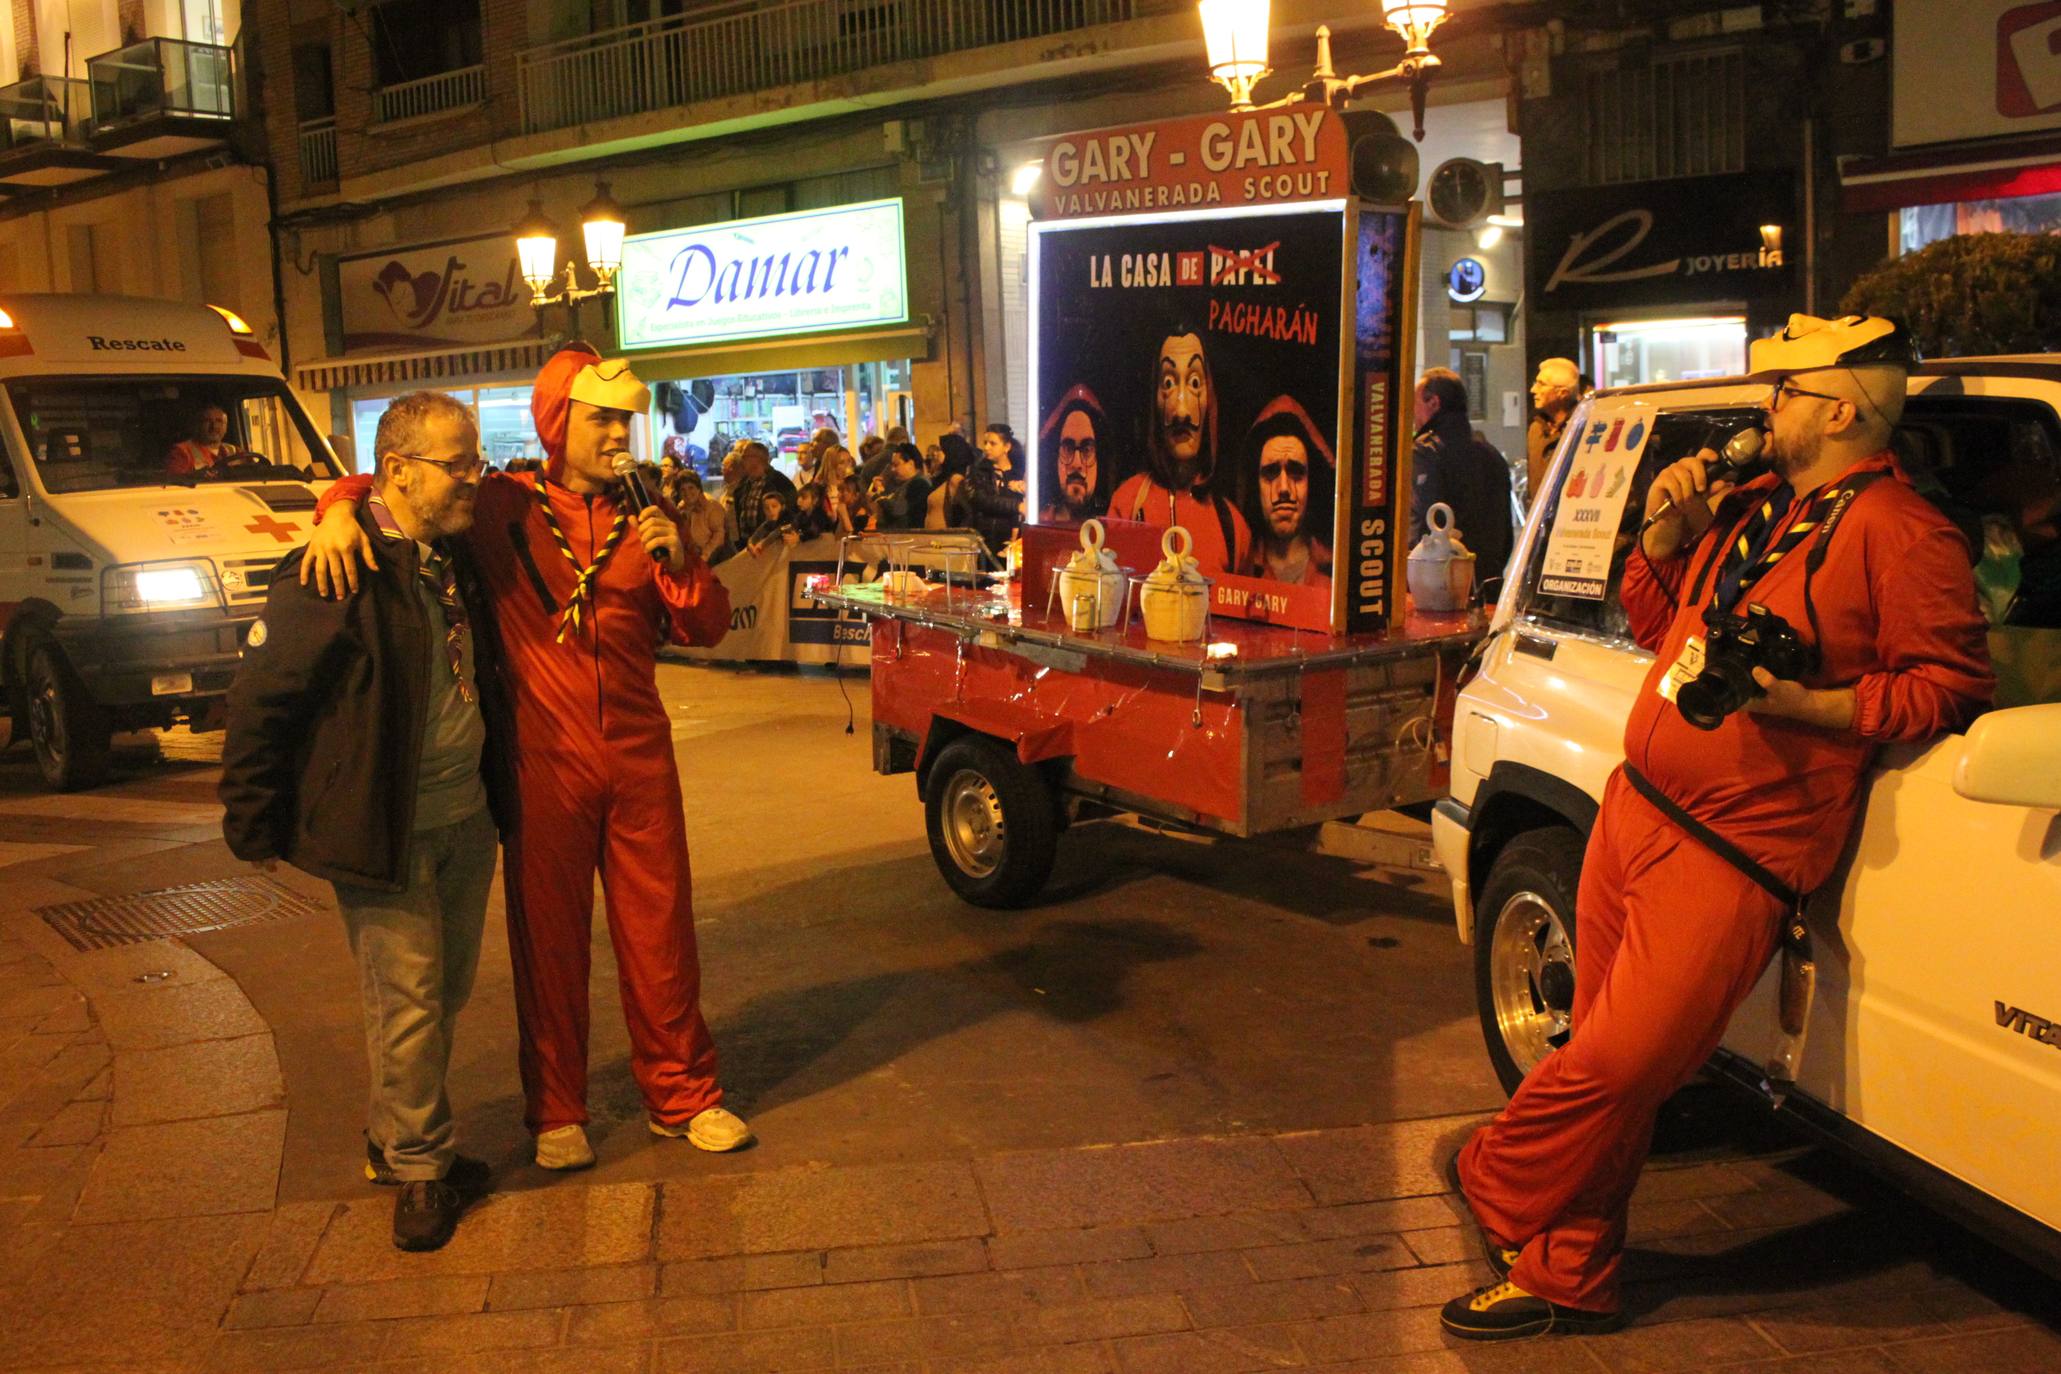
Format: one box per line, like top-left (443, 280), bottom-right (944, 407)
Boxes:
top-left (1433, 357), bottom-right (2061, 1274)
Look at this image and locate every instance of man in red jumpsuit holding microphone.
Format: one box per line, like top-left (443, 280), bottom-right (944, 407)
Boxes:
top-left (1444, 315), bottom-right (1993, 1339)
top-left (305, 345), bottom-right (752, 1170)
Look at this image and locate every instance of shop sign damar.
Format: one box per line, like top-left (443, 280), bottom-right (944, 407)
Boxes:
top-left (1526, 173), bottom-right (1796, 311)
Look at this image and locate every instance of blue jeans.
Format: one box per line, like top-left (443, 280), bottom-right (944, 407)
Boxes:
top-left (333, 806), bottom-right (497, 1182)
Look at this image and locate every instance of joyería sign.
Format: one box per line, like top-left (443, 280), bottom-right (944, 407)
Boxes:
top-left (617, 199), bottom-right (908, 351)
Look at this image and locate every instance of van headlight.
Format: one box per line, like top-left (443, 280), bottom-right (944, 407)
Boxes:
top-left (102, 560), bottom-right (221, 614)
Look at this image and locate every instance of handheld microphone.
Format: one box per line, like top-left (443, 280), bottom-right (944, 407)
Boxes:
top-left (1638, 426), bottom-right (1764, 534)
top-left (612, 455), bottom-right (667, 563)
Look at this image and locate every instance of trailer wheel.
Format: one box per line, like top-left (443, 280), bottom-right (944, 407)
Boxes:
top-left (924, 734), bottom-right (1058, 909)
top-left (25, 641), bottom-right (112, 792)
top-left (1474, 827), bottom-right (1584, 1097)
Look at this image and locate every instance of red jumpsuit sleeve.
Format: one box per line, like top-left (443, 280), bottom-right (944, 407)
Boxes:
top-left (1619, 543), bottom-right (1691, 652)
top-left (1851, 525), bottom-right (1995, 742)
top-left (654, 548), bottom-right (731, 647)
top-left (166, 445), bottom-right (196, 475)
top-left (315, 472), bottom-right (373, 519)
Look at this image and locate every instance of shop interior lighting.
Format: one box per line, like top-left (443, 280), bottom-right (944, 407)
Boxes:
top-left (1591, 316), bottom-right (1747, 336)
top-left (515, 184), bottom-right (626, 310)
top-left (1197, 0), bottom-right (1447, 136)
top-left (1487, 212), bottom-right (1523, 228)
top-left (1476, 224), bottom-right (1503, 249)
top-left (1010, 161), bottom-right (1045, 197)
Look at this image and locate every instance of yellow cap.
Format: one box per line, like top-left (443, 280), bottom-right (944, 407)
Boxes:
top-left (1748, 313), bottom-right (1919, 378)
top-left (568, 357), bottom-right (650, 413)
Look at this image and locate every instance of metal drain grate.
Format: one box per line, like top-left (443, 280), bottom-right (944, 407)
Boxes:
top-left (37, 875), bottom-right (325, 952)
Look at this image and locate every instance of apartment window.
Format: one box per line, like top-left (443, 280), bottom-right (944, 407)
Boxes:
top-left (368, 0), bottom-right (483, 86)
top-left (1582, 48), bottom-right (1745, 185)
top-left (291, 31), bottom-right (333, 121)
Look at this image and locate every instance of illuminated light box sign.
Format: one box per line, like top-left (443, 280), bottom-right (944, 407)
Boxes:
top-left (617, 199), bottom-right (908, 351)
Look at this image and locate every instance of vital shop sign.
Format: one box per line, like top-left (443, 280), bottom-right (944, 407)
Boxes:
top-left (616, 199), bottom-right (909, 351)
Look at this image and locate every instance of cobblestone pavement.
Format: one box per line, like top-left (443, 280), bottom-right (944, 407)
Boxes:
top-left (0, 678), bottom-right (2055, 1373)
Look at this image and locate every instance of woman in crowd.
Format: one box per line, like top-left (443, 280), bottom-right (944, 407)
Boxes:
top-left (965, 421), bottom-right (1027, 553)
top-left (926, 433), bottom-right (977, 530)
top-left (829, 474), bottom-right (876, 536)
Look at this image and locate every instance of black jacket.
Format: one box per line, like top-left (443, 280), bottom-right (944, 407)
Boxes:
top-left (219, 505), bottom-right (517, 891)
top-left (965, 456), bottom-right (1022, 551)
top-left (1410, 410), bottom-right (1515, 593)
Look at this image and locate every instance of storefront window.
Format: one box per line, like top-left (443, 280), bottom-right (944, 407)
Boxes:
top-left (478, 386), bottom-right (540, 468)
top-left (1590, 316), bottom-right (1746, 388)
top-left (642, 360), bottom-right (913, 486)
top-left (1900, 194), bottom-right (2061, 254)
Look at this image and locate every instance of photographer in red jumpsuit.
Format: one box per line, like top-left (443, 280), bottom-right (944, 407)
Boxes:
top-left (1444, 316), bottom-right (1993, 1340)
top-left (305, 345), bottom-right (752, 1169)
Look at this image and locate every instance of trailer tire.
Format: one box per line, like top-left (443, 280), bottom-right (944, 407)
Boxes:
top-left (924, 734), bottom-right (1058, 909)
top-left (24, 641), bottom-right (112, 792)
top-left (1474, 826), bottom-right (1584, 1097)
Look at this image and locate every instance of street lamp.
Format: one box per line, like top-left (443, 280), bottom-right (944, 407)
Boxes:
top-left (514, 182), bottom-right (628, 310)
top-left (1198, 0), bottom-right (1450, 137)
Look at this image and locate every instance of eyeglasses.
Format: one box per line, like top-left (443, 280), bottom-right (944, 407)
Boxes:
top-left (392, 451), bottom-right (485, 480)
top-left (1768, 380), bottom-right (1847, 411)
top-left (1057, 438), bottom-right (1097, 461)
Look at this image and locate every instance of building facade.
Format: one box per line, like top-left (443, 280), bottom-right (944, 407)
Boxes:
top-left (0, 0), bottom-right (273, 348)
top-left (1511, 0), bottom-right (2061, 389)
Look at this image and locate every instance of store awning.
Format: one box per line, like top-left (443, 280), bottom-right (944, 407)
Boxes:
top-left (1839, 134), bottom-right (2061, 214)
top-left (294, 339), bottom-right (553, 394)
top-left (618, 322), bottom-right (934, 380)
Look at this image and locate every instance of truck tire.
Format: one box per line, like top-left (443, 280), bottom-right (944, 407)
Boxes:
top-left (25, 641), bottom-right (112, 792)
top-left (924, 734), bottom-right (1058, 909)
top-left (1474, 826), bottom-right (1584, 1097)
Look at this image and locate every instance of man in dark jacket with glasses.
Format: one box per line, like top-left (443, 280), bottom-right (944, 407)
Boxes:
top-left (221, 390), bottom-right (514, 1252)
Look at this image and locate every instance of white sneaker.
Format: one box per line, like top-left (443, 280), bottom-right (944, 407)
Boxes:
top-left (649, 1106), bottom-right (754, 1153)
top-left (534, 1123), bottom-right (595, 1170)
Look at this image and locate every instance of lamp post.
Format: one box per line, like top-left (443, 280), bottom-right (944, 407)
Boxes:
top-left (515, 182), bottom-right (627, 311)
top-left (1198, 0), bottom-right (1450, 138)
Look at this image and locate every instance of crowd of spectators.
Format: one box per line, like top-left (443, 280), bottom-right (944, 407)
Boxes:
top-left (654, 420), bottom-right (1021, 564)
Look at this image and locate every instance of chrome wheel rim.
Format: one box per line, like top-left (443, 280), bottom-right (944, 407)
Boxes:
top-left (1489, 890), bottom-right (1574, 1075)
top-left (27, 666), bottom-right (64, 770)
top-left (941, 768), bottom-right (1006, 879)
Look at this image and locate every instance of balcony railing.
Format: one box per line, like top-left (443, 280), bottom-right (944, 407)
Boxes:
top-left (371, 64), bottom-right (487, 124)
top-left (87, 37), bottom-right (234, 132)
top-left (0, 75), bottom-right (91, 154)
top-left (298, 116), bottom-right (337, 185)
top-left (518, 0), bottom-right (1131, 136)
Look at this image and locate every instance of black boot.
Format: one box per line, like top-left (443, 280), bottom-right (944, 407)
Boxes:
top-left (392, 1179), bottom-right (463, 1252)
top-left (1440, 1280), bottom-right (1624, 1341)
top-left (366, 1138), bottom-right (491, 1199)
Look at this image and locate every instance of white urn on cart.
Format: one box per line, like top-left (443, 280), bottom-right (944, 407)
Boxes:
top-left (1055, 518), bottom-right (1125, 631)
top-left (1138, 526), bottom-right (1209, 643)
top-left (1407, 501), bottom-right (1475, 613)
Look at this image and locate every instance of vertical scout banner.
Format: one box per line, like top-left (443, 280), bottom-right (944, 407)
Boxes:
top-left (1343, 203), bottom-right (1418, 634)
top-left (1026, 103), bottom-right (1423, 633)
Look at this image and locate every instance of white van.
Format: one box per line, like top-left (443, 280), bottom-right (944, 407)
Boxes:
top-left (0, 294), bottom-right (344, 790)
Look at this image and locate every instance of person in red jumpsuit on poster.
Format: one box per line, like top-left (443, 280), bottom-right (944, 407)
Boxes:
top-left (1443, 315), bottom-right (1994, 1340)
top-left (304, 345), bottom-right (753, 1170)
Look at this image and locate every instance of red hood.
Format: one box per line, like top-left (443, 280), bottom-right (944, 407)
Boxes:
top-left (531, 343), bottom-right (602, 482)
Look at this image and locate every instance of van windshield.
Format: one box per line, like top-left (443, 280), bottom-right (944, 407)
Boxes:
top-left (5, 376), bottom-right (343, 495)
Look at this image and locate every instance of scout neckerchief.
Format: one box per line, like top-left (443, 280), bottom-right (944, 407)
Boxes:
top-left (368, 494), bottom-right (476, 705)
top-left (528, 473), bottom-right (627, 643)
top-left (1686, 466), bottom-right (1891, 645)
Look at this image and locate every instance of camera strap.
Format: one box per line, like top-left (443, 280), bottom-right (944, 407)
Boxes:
top-left (1685, 470), bottom-right (1890, 628)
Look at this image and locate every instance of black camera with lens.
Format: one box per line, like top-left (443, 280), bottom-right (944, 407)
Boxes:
top-left (1676, 604), bottom-right (1819, 731)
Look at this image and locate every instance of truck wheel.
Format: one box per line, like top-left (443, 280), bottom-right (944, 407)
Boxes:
top-left (924, 734), bottom-right (1058, 909)
top-left (25, 642), bottom-right (112, 792)
top-left (1474, 827), bottom-right (1584, 1097)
